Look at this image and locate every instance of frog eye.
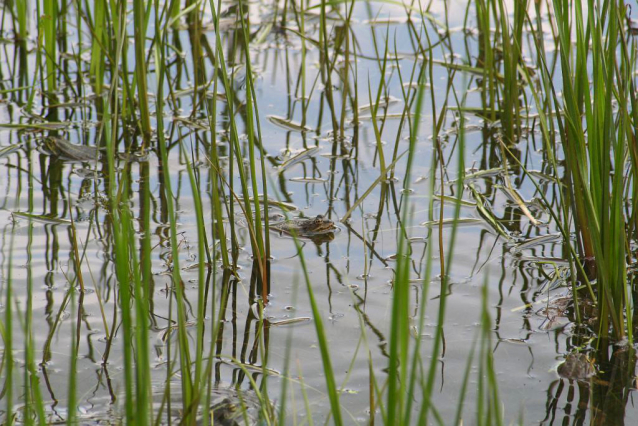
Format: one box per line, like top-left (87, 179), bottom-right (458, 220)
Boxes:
top-left (314, 215), bottom-right (324, 222)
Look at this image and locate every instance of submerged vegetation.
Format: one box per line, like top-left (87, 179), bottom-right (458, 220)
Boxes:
top-left (1, 0), bottom-right (638, 424)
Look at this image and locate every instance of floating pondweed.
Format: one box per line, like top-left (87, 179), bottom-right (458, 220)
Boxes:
top-left (277, 146), bottom-right (321, 172)
top-left (267, 317), bottom-right (312, 326)
top-left (433, 194), bottom-right (477, 207)
top-left (267, 115), bottom-right (312, 132)
top-left (510, 233), bottom-right (562, 253)
top-left (289, 176), bottom-right (327, 183)
top-left (0, 143), bottom-right (21, 158)
top-left (496, 184), bottom-right (541, 226)
top-left (12, 211), bottom-right (71, 225)
top-left (421, 218), bottom-right (483, 227)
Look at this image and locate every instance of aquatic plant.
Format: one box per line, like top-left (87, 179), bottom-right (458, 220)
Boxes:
top-left (3, 0), bottom-right (638, 425)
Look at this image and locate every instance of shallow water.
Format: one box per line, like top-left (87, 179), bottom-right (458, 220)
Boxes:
top-left (0, 1), bottom-right (636, 425)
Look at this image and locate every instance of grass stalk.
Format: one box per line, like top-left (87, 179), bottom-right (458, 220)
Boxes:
top-left (133, 0), bottom-right (152, 145)
top-left (42, 0), bottom-right (57, 95)
top-left (154, 21), bottom-right (195, 422)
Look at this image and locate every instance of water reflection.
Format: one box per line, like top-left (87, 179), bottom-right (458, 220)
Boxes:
top-left (1, 1), bottom-right (638, 424)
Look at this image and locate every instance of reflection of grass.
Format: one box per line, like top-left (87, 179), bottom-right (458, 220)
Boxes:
top-left (3, 0), bottom-right (638, 424)
top-left (4, 0), bottom-right (492, 422)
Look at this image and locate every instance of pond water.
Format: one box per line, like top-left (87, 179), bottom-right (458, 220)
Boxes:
top-left (0, 0), bottom-right (636, 424)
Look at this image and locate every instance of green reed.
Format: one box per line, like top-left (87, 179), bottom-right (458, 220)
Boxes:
top-left (496, 0), bottom-right (527, 144)
top-left (6, 0), bottom-right (617, 424)
top-left (23, 179), bottom-right (47, 426)
top-left (14, 0), bottom-right (27, 41)
top-left (88, 0), bottom-right (107, 96)
top-left (42, 0), bottom-right (56, 96)
top-left (155, 20), bottom-right (196, 425)
top-left (208, 0), bottom-right (269, 276)
top-left (3, 217), bottom-right (15, 424)
top-left (236, 0), bottom-right (271, 271)
top-left (133, 0), bottom-right (152, 146)
top-left (523, 0), bottom-right (635, 341)
top-left (476, 282), bottom-right (502, 426)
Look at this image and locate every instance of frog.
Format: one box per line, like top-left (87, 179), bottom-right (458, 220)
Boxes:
top-left (209, 397), bottom-right (242, 426)
top-left (269, 214), bottom-right (336, 237)
top-left (205, 386), bottom-right (264, 426)
top-left (557, 352), bottom-right (595, 381)
top-left (44, 136), bottom-right (100, 162)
